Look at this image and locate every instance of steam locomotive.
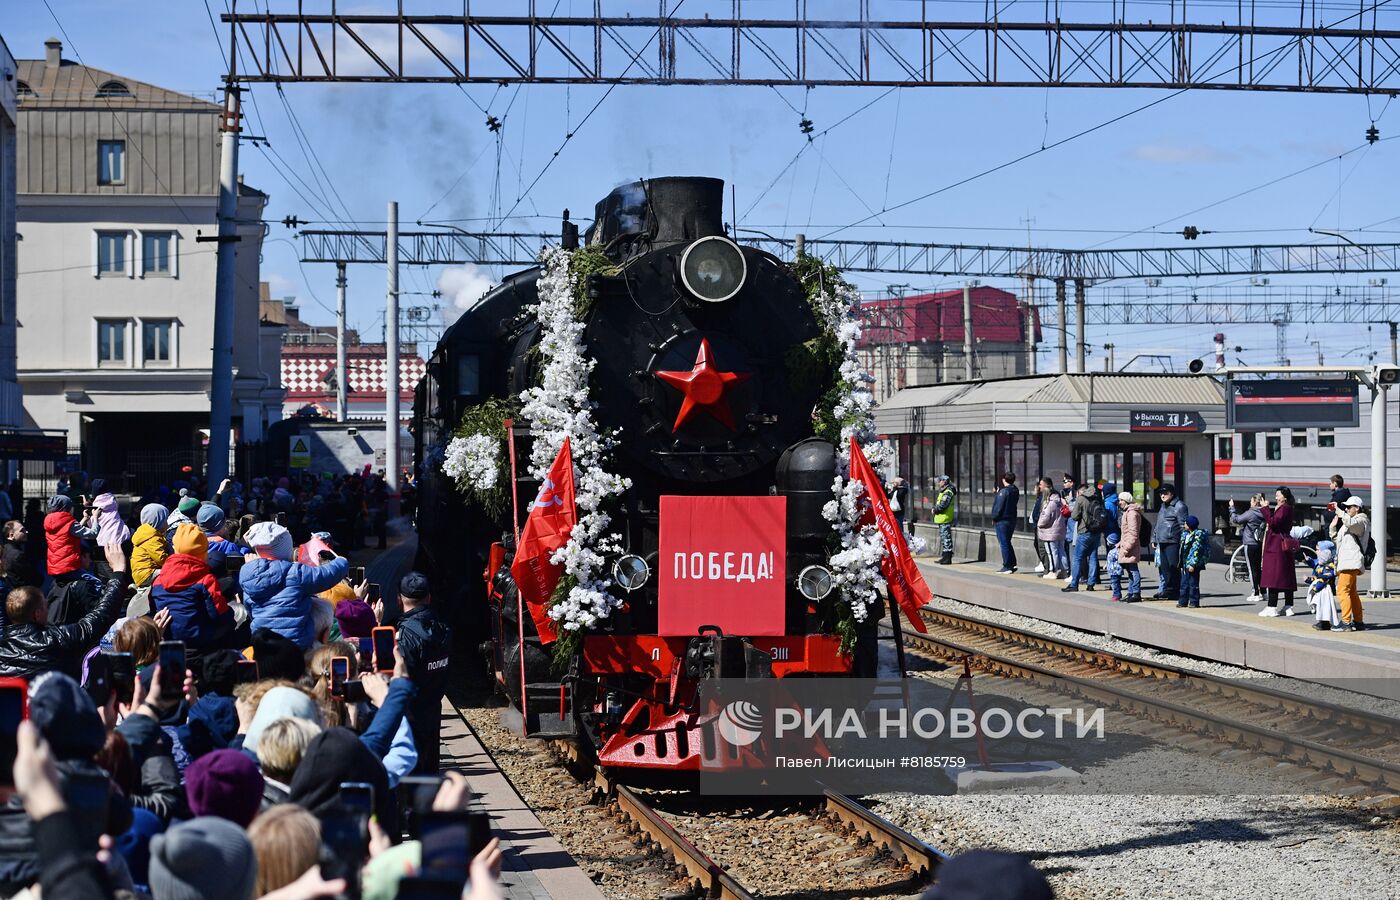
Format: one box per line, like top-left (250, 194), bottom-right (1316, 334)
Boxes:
top-left (413, 177), bottom-right (878, 774)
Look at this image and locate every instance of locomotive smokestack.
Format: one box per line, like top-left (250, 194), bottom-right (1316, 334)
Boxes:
top-left (590, 177), bottom-right (726, 249)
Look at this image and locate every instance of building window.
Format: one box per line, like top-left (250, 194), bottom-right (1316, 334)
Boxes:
top-left (1241, 433), bottom-right (1256, 460)
top-left (1319, 429), bottom-right (1336, 448)
top-left (96, 232), bottom-right (126, 276)
top-left (1266, 434), bottom-right (1282, 461)
top-left (1217, 436), bottom-right (1233, 460)
top-left (142, 233), bottom-right (173, 276)
top-left (97, 140), bottom-right (125, 185)
top-left (15, 81), bottom-right (35, 98)
top-left (97, 320), bottom-right (126, 366)
top-left (1291, 432), bottom-right (1308, 448)
top-left (95, 81), bottom-right (132, 98)
top-left (142, 321), bottom-right (173, 366)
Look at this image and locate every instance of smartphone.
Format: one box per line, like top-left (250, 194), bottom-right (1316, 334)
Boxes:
top-left (275, 511), bottom-right (288, 527)
top-left (372, 626), bottom-right (396, 673)
top-left (394, 878), bottom-right (461, 899)
top-left (158, 641), bottom-right (186, 697)
top-left (235, 659), bottom-right (260, 685)
top-left (399, 774), bottom-right (445, 839)
top-left (330, 657), bottom-right (350, 698)
top-left (318, 806), bottom-right (367, 895)
top-left (83, 654), bottom-right (113, 707)
top-left (107, 652), bottom-right (135, 705)
top-left (350, 566), bottom-right (366, 587)
top-left (340, 781), bottom-right (374, 821)
top-left (357, 637), bottom-right (374, 672)
top-left (342, 680), bottom-right (368, 704)
top-left (0, 678), bottom-right (29, 788)
top-left (417, 810), bottom-right (492, 885)
top-left (367, 582), bottom-right (382, 604)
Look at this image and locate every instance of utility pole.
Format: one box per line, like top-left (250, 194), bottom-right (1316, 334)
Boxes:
top-left (1055, 278), bottom-right (1067, 374)
top-left (1369, 372), bottom-right (1390, 597)
top-left (206, 81), bottom-right (241, 487)
top-left (962, 284), bottom-right (975, 381)
top-left (385, 201), bottom-right (401, 518)
top-left (1023, 296), bottom-right (1036, 376)
top-left (1074, 279), bottom-right (1087, 373)
top-left (336, 262), bottom-right (348, 423)
top-left (1103, 343), bottom-right (1116, 371)
top-left (1391, 321), bottom-right (1398, 365)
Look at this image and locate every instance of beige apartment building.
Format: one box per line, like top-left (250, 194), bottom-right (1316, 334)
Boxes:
top-left (15, 38), bottom-right (282, 483)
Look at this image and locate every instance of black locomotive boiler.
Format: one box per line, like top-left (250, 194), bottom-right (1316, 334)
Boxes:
top-left (413, 176), bottom-right (878, 773)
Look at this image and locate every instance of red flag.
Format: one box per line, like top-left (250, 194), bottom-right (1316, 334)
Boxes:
top-left (848, 438), bottom-right (930, 634)
top-left (510, 439), bottom-right (576, 644)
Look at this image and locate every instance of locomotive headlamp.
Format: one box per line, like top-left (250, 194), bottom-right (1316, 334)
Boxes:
top-left (796, 565), bottom-right (834, 602)
top-left (613, 554), bottom-right (651, 592)
top-left (680, 235), bottom-right (747, 303)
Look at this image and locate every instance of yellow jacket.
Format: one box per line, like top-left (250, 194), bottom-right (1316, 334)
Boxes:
top-left (131, 523), bottom-right (169, 587)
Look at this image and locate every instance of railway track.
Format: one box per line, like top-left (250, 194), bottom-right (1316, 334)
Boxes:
top-left (548, 739), bottom-right (945, 898)
top-left (894, 606), bottom-right (1400, 798)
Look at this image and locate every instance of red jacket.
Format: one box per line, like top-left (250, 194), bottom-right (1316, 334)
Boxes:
top-left (151, 554), bottom-right (231, 650)
top-left (44, 511), bottom-right (83, 577)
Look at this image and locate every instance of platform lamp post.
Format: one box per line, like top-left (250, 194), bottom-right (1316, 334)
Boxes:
top-left (1369, 364), bottom-right (1397, 597)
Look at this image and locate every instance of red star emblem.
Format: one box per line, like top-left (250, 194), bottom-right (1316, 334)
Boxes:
top-left (654, 338), bottom-right (752, 432)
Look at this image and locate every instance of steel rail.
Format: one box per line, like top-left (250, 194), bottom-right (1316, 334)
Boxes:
top-left (821, 790), bottom-right (946, 880)
top-left (919, 608), bottom-right (1400, 740)
top-left (613, 785), bottom-right (756, 900)
top-left (900, 611), bottom-right (1400, 792)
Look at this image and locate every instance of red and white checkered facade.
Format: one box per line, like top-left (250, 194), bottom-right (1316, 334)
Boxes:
top-left (281, 346), bottom-right (424, 417)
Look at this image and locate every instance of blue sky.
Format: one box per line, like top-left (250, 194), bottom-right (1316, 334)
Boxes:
top-left (11, 1), bottom-right (1400, 371)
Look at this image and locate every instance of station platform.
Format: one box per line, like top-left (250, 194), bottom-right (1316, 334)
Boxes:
top-left (439, 698), bottom-right (605, 900)
top-left (917, 555), bottom-right (1400, 700)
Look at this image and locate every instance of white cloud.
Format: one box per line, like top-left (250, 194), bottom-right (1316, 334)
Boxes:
top-left (438, 264), bottom-right (495, 324)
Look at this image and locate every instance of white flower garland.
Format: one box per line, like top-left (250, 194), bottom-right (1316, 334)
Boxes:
top-left (442, 432), bottom-right (499, 493)
top-left (518, 248), bottom-right (633, 633)
top-left (811, 271), bottom-right (893, 625)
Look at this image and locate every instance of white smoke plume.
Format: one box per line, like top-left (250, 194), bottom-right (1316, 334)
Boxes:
top-left (438, 264), bottom-right (496, 325)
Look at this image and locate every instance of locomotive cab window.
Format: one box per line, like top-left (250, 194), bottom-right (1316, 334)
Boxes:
top-left (457, 354), bottom-right (480, 397)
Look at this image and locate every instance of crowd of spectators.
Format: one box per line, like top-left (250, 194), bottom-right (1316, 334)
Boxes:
top-left (0, 469), bottom-right (480, 900)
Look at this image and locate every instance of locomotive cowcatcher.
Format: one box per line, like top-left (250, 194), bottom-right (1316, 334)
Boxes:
top-left (413, 177), bottom-right (882, 777)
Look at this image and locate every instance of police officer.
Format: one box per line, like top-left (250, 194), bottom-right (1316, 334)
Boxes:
top-left (395, 571), bottom-right (451, 773)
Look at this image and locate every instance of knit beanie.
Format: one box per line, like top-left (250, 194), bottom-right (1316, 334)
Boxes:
top-left (243, 685), bottom-right (321, 756)
top-left (197, 502), bottom-right (226, 534)
top-left (28, 672), bottom-right (105, 760)
top-left (334, 597), bottom-right (377, 639)
top-left (177, 496), bottom-right (201, 516)
top-left (251, 629), bottom-right (306, 683)
top-left (185, 749), bottom-right (264, 828)
top-left (140, 503), bottom-right (170, 529)
top-left (172, 523), bottom-right (209, 559)
top-left (1185, 515), bottom-right (1200, 529)
top-left (244, 521), bottom-right (294, 562)
top-left (148, 817), bottom-right (258, 900)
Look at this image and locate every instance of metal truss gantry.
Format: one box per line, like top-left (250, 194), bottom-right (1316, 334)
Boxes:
top-left (300, 228), bottom-right (1400, 282)
top-left (224, 2), bottom-right (1400, 93)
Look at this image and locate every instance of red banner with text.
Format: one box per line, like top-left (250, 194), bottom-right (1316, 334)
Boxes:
top-left (658, 495), bottom-right (787, 637)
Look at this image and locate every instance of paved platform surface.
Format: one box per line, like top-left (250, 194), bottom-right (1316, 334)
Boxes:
top-left (365, 535), bottom-right (602, 899)
top-left (918, 554), bottom-right (1400, 700)
top-left (439, 700), bottom-right (605, 900)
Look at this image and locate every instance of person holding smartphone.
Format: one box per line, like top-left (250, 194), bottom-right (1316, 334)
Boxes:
top-left (0, 544), bottom-right (129, 680)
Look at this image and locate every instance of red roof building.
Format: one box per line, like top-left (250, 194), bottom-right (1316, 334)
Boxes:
top-left (281, 345), bottom-right (424, 422)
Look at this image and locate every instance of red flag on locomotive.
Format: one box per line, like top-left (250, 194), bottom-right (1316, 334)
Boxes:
top-left (847, 437), bottom-right (930, 634)
top-left (510, 438), bottom-right (576, 644)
